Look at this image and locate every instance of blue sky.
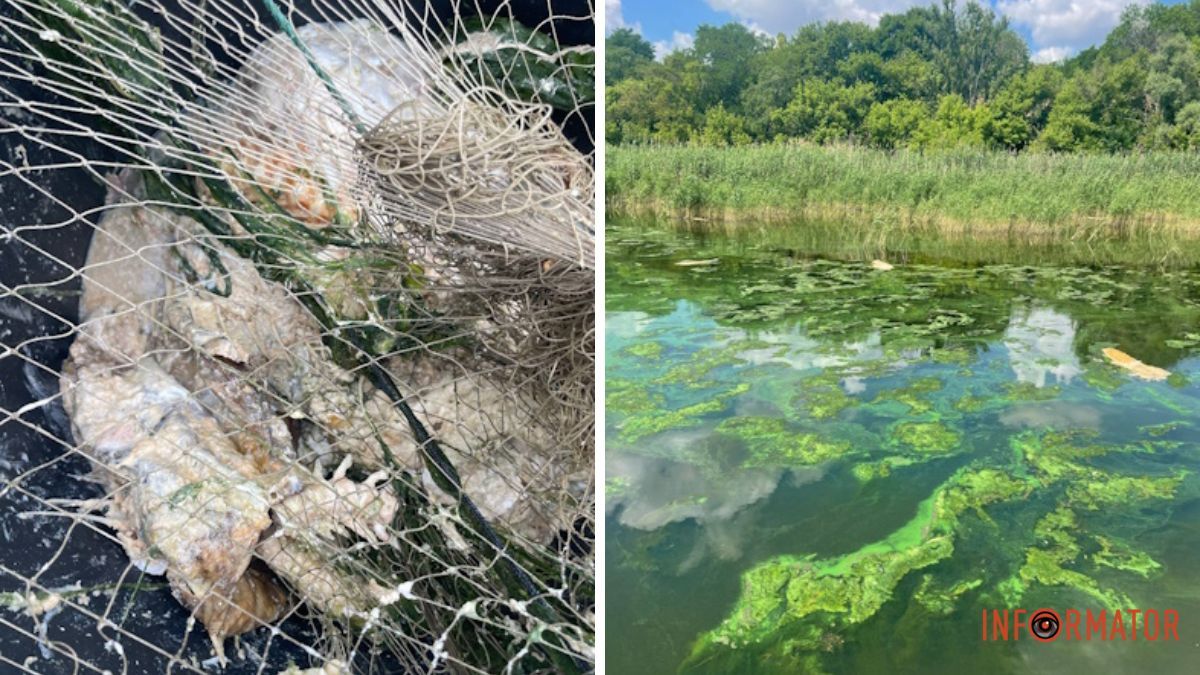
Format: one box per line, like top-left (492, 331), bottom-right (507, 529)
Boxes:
top-left (606, 0), bottom-right (1190, 63)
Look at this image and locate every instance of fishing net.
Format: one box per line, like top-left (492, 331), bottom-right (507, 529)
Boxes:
top-left (0, 1), bottom-right (594, 672)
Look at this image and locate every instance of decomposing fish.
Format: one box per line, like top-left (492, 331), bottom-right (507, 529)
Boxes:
top-left (59, 171), bottom-right (579, 658)
top-left (55, 19), bottom-right (587, 661)
top-left (1102, 347), bottom-right (1170, 381)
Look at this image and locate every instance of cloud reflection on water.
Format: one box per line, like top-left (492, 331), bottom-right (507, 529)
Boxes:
top-left (1004, 306), bottom-right (1082, 387)
top-left (609, 446), bottom-right (828, 573)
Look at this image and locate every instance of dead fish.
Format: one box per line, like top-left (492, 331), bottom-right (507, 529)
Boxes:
top-left (674, 258), bottom-right (719, 267)
top-left (1102, 347), bottom-right (1170, 381)
top-left (870, 259), bottom-right (894, 271)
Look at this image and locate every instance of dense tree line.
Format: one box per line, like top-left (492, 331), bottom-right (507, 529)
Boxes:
top-left (607, 0), bottom-right (1200, 152)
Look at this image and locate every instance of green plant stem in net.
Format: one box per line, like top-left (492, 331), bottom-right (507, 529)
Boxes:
top-left (263, 0), bottom-right (367, 136)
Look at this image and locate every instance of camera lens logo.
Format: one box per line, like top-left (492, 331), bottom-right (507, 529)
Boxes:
top-left (1030, 609), bottom-right (1061, 642)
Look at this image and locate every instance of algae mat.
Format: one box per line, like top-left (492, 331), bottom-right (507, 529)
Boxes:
top-left (605, 222), bottom-right (1200, 675)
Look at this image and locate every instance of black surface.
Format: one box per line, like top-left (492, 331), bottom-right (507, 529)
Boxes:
top-left (0, 1), bottom-right (593, 672)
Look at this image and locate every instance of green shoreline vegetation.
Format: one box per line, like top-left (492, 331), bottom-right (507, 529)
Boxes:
top-left (610, 1), bottom-right (1200, 153)
top-left (608, 144), bottom-right (1200, 242)
top-left (608, 1), bottom-right (1200, 261)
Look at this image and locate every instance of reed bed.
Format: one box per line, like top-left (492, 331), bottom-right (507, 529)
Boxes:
top-left (607, 144), bottom-right (1200, 248)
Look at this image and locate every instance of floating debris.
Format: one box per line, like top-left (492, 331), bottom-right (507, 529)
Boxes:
top-left (870, 259), bottom-right (894, 271)
top-left (1102, 347), bottom-right (1170, 381)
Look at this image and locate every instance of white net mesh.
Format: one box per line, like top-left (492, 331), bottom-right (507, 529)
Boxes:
top-left (0, 1), bottom-right (594, 672)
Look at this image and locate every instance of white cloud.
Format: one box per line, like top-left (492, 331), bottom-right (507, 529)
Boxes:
top-left (694, 1), bottom-right (1144, 57)
top-left (653, 31), bottom-right (695, 59)
top-left (998, 0), bottom-right (1151, 55)
top-left (611, 0), bottom-right (1139, 64)
top-left (605, 0), bottom-right (641, 35)
top-left (1031, 45), bottom-right (1072, 63)
top-left (704, 0), bottom-right (931, 34)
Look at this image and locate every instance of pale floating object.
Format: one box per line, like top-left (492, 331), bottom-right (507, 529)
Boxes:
top-left (1102, 347), bottom-right (1170, 381)
top-left (674, 258), bottom-right (720, 267)
top-left (871, 259), bottom-right (894, 271)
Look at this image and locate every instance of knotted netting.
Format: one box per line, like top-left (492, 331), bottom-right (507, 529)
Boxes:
top-left (0, 1), bottom-right (594, 672)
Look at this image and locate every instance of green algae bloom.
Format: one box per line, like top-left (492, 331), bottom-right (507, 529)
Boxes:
top-left (605, 476), bottom-right (631, 498)
top-left (929, 346), bottom-right (975, 366)
top-left (1082, 362), bottom-right (1127, 392)
top-left (934, 468), bottom-right (1032, 529)
top-left (624, 341), bottom-right (665, 360)
top-left (914, 575), bottom-right (983, 615)
top-left (692, 467), bottom-right (1031, 658)
top-left (1067, 472), bottom-right (1186, 510)
top-left (614, 383), bottom-right (751, 443)
top-left (793, 382), bottom-right (856, 420)
top-left (1016, 505), bottom-right (1131, 609)
top-left (691, 423), bottom-right (1189, 668)
top-left (1141, 421), bottom-right (1184, 437)
top-left (892, 420), bottom-right (961, 455)
top-left (1016, 429), bottom-right (1110, 481)
top-left (953, 393), bottom-right (989, 413)
top-left (873, 377), bottom-right (943, 414)
top-left (659, 342), bottom-right (757, 387)
top-left (606, 378), bottom-right (664, 416)
top-left (715, 416), bottom-right (854, 467)
top-left (1003, 381), bottom-right (1062, 402)
top-left (850, 457), bottom-right (916, 482)
top-left (1093, 536), bottom-right (1161, 578)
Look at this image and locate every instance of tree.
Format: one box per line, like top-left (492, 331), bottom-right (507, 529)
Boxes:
top-left (607, 28), bottom-right (654, 84)
top-left (604, 1), bottom-right (1200, 154)
top-left (692, 23), bottom-right (769, 109)
top-left (1103, 1), bottom-right (1200, 61)
top-left (606, 56), bottom-right (704, 144)
top-left (879, 51), bottom-right (941, 102)
top-left (1093, 56), bottom-right (1150, 150)
top-left (1176, 101), bottom-right (1200, 148)
top-left (865, 99), bottom-right (928, 148)
top-left (772, 79), bottom-right (877, 143)
top-left (837, 52), bottom-right (886, 89)
top-left (929, 0), bottom-right (1028, 103)
top-left (696, 103), bottom-right (752, 146)
top-left (739, 20), bottom-right (872, 131)
top-left (740, 36), bottom-right (807, 137)
top-left (1033, 78), bottom-right (1104, 152)
top-left (984, 66), bottom-right (1062, 150)
top-left (1143, 34), bottom-right (1200, 123)
top-left (872, 6), bottom-right (941, 60)
top-left (911, 94), bottom-right (988, 149)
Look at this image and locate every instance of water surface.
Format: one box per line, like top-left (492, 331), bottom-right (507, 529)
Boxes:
top-left (606, 221), bottom-right (1200, 674)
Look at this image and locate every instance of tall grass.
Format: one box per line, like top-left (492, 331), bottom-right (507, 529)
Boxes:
top-left (607, 144), bottom-right (1200, 241)
top-left (608, 215), bottom-right (1200, 267)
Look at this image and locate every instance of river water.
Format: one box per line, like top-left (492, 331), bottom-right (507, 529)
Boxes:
top-left (605, 220), bottom-right (1200, 674)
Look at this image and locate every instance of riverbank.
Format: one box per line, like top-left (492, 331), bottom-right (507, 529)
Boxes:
top-left (607, 145), bottom-right (1200, 265)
